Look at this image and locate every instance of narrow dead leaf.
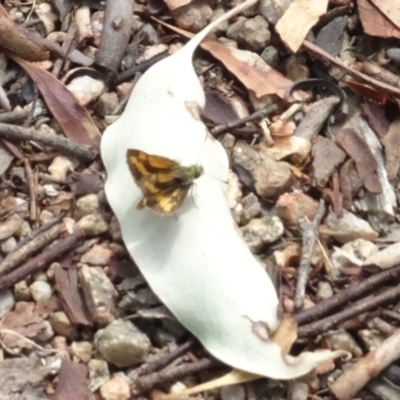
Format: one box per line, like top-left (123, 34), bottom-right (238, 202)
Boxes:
top-left (7, 54), bottom-right (101, 150)
top-left (336, 128), bottom-right (382, 194)
top-left (202, 39), bottom-right (295, 99)
top-left (152, 17), bottom-right (296, 100)
top-left (381, 120), bottom-right (400, 180)
top-left (358, 0), bottom-right (400, 39)
top-left (55, 360), bottom-right (89, 400)
top-left (275, 0), bottom-right (329, 52)
top-left (362, 102), bottom-right (390, 139)
top-left (369, 0), bottom-right (400, 30)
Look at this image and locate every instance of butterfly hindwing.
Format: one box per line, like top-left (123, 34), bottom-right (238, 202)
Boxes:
top-left (138, 186), bottom-right (191, 215)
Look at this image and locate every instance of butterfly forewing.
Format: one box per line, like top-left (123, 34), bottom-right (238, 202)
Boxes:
top-left (126, 149), bottom-right (179, 183)
top-left (126, 149), bottom-right (203, 215)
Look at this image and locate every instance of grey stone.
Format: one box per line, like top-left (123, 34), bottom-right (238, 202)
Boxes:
top-left (94, 92), bottom-right (118, 117)
top-left (260, 46), bottom-right (279, 66)
top-left (227, 16), bottom-right (271, 52)
top-left (94, 319), bottom-right (151, 367)
top-left (241, 215), bottom-right (284, 253)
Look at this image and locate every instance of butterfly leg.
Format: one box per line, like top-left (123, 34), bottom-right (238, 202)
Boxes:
top-left (136, 198), bottom-right (147, 210)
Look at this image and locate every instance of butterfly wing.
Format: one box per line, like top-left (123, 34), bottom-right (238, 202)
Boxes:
top-left (137, 185), bottom-right (191, 215)
top-left (136, 171), bottom-right (189, 197)
top-left (126, 149), bottom-right (179, 183)
top-left (126, 149), bottom-right (197, 215)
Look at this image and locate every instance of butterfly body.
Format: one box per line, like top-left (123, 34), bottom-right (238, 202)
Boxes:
top-left (126, 149), bottom-right (204, 215)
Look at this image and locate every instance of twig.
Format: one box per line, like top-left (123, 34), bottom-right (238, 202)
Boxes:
top-left (0, 110), bottom-right (30, 123)
top-left (330, 330), bottom-right (400, 400)
top-left (114, 51), bottom-right (169, 85)
top-left (210, 104), bottom-right (278, 135)
top-left (293, 265), bottom-right (400, 325)
top-left (23, 158), bottom-right (37, 222)
top-left (23, 83), bottom-right (38, 128)
top-left (51, 22), bottom-right (77, 78)
top-left (130, 357), bottom-right (219, 396)
top-left (302, 40), bottom-right (400, 98)
top-left (0, 123), bottom-right (96, 161)
top-left (135, 339), bottom-right (195, 376)
top-left (95, 0), bottom-right (134, 72)
top-left (0, 229), bottom-right (85, 291)
top-left (294, 200), bottom-right (326, 310)
top-left (369, 317), bottom-right (397, 336)
top-left (297, 284), bottom-right (400, 337)
top-left (381, 309), bottom-right (400, 323)
top-left (0, 222), bottom-right (67, 276)
top-left (9, 214), bottom-right (64, 254)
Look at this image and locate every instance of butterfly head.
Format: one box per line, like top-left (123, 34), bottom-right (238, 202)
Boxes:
top-left (181, 164), bottom-right (204, 185)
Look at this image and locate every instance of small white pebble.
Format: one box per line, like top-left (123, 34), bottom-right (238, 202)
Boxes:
top-left (29, 281), bottom-right (52, 302)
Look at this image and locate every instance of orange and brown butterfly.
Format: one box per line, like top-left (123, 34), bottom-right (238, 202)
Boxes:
top-left (126, 149), bottom-right (204, 215)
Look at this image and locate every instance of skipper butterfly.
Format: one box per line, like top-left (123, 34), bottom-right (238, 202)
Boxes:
top-left (126, 149), bottom-right (204, 215)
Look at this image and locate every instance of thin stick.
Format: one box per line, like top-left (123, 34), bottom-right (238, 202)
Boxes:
top-left (9, 214), bottom-right (64, 254)
top-left (0, 223), bottom-right (67, 276)
top-left (23, 158), bottom-right (37, 222)
top-left (0, 229), bottom-right (85, 291)
top-left (293, 265), bottom-right (400, 325)
top-left (130, 358), bottom-right (219, 396)
top-left (134, 339), bottom-right (195, 376)
top-left (294, 200), bottom-right (326, 310)
top-left (0, 110), bottom-right (30, 123)
top-left (210, 104), bottom-right (278, 135)
top-left (297, 284), bottom-right (400, 337)
top-left (302, 40), bottom-right (400, 98)
top-left (0, 123), bottom-right (96, 161)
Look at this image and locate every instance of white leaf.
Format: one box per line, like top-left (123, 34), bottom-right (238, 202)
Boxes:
top-left (101, 0), bottom-right (345, 381)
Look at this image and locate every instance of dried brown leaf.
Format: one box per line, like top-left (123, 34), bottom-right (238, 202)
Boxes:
top-left (202, 39), bottom-right (294, 99)
top-left (312, 136), bottom-right (346, 187)
top-left (369, 0), bottom-right (400, 30)
top-left (358, 0), bottom-right (400, 39)
top-left (336, 128), bottom-right (382, 194)
top-left (152, 17), bottom-right (295, 100)
top-left (362, 102), bottom-right (389, 139)
top-left (381, 120), bottom-right (400, 180)
top-left (271, 317), bottom-right (297, 354)
top-left (275, 0), bottom-right (329, 52)
top-left (7, 54), bottom-right (101, 150)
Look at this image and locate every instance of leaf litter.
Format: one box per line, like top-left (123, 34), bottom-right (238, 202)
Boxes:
top-left (2, 0), bottom-right (400, 399)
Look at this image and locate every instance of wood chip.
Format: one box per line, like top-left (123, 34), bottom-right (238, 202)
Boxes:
top-left (55, 264), bottom-right (92, 326)
top-left (381, 120), bottom-right (400, 180)
top-left (336, 128), bottom-right (382, 194)
top-left (54, 360), bottom-right (89, 400)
